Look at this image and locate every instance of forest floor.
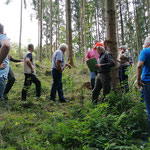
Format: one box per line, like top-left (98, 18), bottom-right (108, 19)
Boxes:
top-left (0, 58), bottom-right (149, 150)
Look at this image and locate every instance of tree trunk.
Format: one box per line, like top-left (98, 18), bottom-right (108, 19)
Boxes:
top-left (39, 0), bottom-right (43, 62)
top-left (50, 0), bottom-right (53, 62)
top-left (119, 0), bottom-right (125, 45)
top-left (106, 0), bottom-right (119, 90)
top-left (18, 0), bottom-right (23, 59)
top-left (66, 0), bottom-right (74, 65)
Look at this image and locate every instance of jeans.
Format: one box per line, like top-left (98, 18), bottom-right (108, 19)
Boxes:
top-left (143, 81), bottom-right (150, 135)
top-left (90, 71), bottom-right (97, 90)
top-left (4, 67), bottom-right (15, 96)
top-left (0, 77), bottom-right (5, 99)
top-left (50, 69), bottom-right (64, 100)
top-left (22, 74), bottom-right (41, 100)
top-left (119, 65), bottom-right (129, 92)
top-left (92, 72), bottom-right (111, 102)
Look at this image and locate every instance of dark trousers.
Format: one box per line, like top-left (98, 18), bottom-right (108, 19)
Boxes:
top-left (4, 67), bottom-right (15, 95)
top-left (92, 72), bottom-right (111, 102)
top-left (22, 74), bottom-right (41, 100)
top-left (119, 65), bottom-right (129, 92)
top-left (50, 69), bottom-right (64, 100)
top-left (143, 81), bottom-right (150, 136)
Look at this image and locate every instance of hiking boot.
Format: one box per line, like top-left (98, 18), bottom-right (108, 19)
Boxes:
top-left (49, 97), bottom-right (56, 103)
top-left (59, 98), bottom-right (66, 103)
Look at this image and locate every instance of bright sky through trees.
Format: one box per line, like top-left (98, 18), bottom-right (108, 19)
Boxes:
top-left (0, 0), bottom-right (38, 46)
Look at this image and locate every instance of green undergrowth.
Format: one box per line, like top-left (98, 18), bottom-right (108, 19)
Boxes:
top-left (0, 57), bottom-right (149, 149)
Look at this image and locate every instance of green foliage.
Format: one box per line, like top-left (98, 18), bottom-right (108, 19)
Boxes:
top-left (0, 58), bottom-right (149, 149)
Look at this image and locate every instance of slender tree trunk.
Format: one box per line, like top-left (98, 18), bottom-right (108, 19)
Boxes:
top-left (66, 0), bottom-right (73, 65)
top-left (50, 0), bottom-right (53, 62)
top-left (147, 0), bottom-right (150, 33)
top-left (39, 0), bottom-right (43, 62)
top-left (106, 0), bottom-right (119, 90)
top-left (119, 0), bottom-right (124, 45)
top-left (18, 0), bottom-right (23, 59)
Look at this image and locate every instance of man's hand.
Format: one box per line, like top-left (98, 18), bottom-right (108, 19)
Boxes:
top-left (0, 63), bottom-right (5, 69)
top-left (65, 64), bottom-right (72, 69)
top-left (137, 79), bottom-right (144, 88)
top-left (95, 64), bottom-right (101, 68)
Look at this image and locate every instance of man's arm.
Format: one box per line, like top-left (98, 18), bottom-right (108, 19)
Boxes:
top-left (0, 39), bottom-right (10, 65)
top-left (137, 61), bottom-right (144, 88)
top-left (10, 56), bottom-right (22, 63)
top-left (26, 58), bottom-right (34, 73)
top-left (56, 60), bottom-right (63, 73)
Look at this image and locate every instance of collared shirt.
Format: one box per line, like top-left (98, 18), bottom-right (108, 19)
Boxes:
top-left (0, 34), bottom-right (9, 79)
top-left (51, 49), bottom-right (65, 70)
top-left (139, 47), bottom-right (150, 81)
top-left (118, 50), bottom-right (130, 67)
top-left (86, 48), bottom-right (99, 60)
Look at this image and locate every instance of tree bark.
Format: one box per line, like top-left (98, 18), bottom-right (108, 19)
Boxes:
top-left (66, 0), bottom-right (74, 65)
top-left (39, 0), bottom-right (43, 62)
top-left (18, 0), bottom-right (23, 59)
top-left (106, 0), bottom-right (119, 90)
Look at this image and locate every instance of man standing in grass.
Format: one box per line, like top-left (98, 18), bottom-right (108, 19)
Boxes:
top-left (92, 42), bottom-right (115, 104)
top-left (49, 43), bottom-right (71, 103)
top-left (0, 23), bottom-right (10, 100)
top-left (137, 35), bottom-right (150, 140)
top-left (21, 44), bottom-right (41, 101)
top-left (85, 40), bottom-right (99, 89)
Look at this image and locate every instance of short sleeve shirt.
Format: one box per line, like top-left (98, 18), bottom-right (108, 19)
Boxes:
top-left (0, 34), bottom-right (9, 79)
top-left (23, 51), bottom-right (36, 74)
top-left (139, 47), bottom-right (150, 81)
top-left (86, 48), bottom-right (99, 60)
top-left (51, 49), bottom-right (65, 70)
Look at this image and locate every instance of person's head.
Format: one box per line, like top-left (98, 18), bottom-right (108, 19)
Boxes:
top-left (0, 23), bottom-right (4, 34)
top-left (28, 44), bottom-right (34, 52)
top-left (119, 45), bottom-right (126, 52)
top-left (94, 42), bottom-right (104, 54)
top-left (143, 35), bottom-right (150, 48)
top-left (59, 43), bottom-right (68, 53)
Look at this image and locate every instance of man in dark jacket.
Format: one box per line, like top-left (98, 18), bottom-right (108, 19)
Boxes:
top-left (92, 42), bottom-right (115, 104)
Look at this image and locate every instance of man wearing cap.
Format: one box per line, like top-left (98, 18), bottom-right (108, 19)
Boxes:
top-left (85, 40), bottom-right (99, 89)
top-left (118, 45), bottom-right (130, 92)
top-left (92, 42), bottom-right (115, 104)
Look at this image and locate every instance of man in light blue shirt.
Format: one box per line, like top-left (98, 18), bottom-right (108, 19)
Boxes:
top-left (50, 43), bottom-right (71, 103)
top-left (0, 23), bottom-right (10, 99)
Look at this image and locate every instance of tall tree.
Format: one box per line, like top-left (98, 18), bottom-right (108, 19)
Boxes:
top-left (106, 0), bottom-right (119, 90)
top-left (66, 0), bottom-right (73, 65)
top-left (18, 0), bottom-right (23, 59)
top-left (39, 0), bottom-right (43, 62)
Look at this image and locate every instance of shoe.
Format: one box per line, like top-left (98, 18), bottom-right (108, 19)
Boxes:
top-left (35, 96), bottom-right (42, 101)
top-left (49, 97), bottom-right (56, 103)
top-left (21, 98), bottom-right (26, 101)
top-left (59, 98), bottom-right (66, 103)
top-left (2, 94), bottom-right (8, 100)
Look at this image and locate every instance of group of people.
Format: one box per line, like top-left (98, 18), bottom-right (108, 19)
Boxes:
top-left (1, 22), bottom-right (150, 140)
top-left (0, 23), bottom-right (72, 103)
top-left (85, 40), bottom-right (131, 104)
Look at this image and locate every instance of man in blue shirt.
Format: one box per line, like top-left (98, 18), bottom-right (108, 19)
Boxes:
top-left (50, 43), bottom-right (71, 103)
top-left (137, 35), bottom-right (150, 139)
top-left (0, 23), bottom-right (10, 99)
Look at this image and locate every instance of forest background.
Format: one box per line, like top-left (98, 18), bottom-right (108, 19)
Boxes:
top-left (0, 0), bottom-right (150, 149)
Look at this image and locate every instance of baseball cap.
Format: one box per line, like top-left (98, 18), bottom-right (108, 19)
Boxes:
top-left (94, 42), bottom-right (104, 49)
